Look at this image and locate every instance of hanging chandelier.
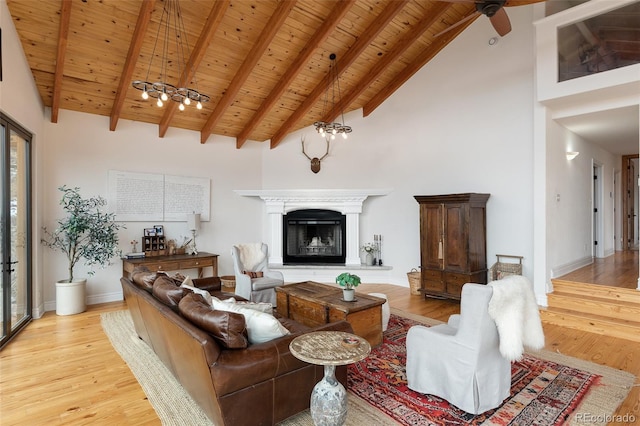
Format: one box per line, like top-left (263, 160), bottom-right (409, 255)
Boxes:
top-left (132, 0), bottom-right (209, 111)
top-left (313, 53), bottom-right (352, 140)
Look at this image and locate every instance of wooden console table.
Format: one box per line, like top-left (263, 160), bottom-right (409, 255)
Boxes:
top-left (122, 252), bottom-right (219, 279)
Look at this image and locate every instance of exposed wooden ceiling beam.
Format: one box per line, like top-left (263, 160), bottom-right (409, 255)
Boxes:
top-left (363, 17), bottom-right (475, 118)
top-left (322, 2), bottom-right (452, 124)
top-left (51, 0), bottom-right (72, 124)
top-left (268, 0), bottom-right (409, 149)
top-left (200, 0), bottom-right (297, 144)
top-left (158, 0), bottom-right (230, 138)
top-left (234, 0), bottom-right (356, 149)
top-left (109, 0), bottom-right (156, 132)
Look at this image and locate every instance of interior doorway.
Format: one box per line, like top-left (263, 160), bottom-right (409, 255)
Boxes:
top-left (622, 155), bottom-right (639, 251)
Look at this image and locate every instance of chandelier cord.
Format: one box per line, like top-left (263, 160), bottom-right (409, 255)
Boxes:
top-left (313, 53), bottom-right (352, 140)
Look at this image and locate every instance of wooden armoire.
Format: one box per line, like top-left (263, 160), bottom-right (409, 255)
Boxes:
top-left (414, 193), bottom-right (490, 300)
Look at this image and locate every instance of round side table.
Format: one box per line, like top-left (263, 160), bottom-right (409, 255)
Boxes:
top-left (289, 331), bottom-right (371, 426)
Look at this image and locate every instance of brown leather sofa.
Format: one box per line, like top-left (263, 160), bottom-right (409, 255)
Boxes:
top-left (121, 271), bottom-right (353, 425)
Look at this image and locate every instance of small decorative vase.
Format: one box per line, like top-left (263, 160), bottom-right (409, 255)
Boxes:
top-left (365, 252), bottom-right (373, 266)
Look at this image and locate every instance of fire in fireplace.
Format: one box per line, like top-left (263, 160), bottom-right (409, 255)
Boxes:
top-left (283, 209), bottom-right (346, 264)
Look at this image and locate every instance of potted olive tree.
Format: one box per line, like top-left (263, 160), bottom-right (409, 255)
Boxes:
top-left (336, 272), bottom-right (361, 302)
top-left (41, 186), bottom-right (123, 315)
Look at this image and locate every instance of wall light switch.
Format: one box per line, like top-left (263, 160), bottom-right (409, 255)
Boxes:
top-left (556, 194), bottom-right (561, 202)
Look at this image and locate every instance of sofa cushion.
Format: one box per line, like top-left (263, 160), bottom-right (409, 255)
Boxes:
top-left (152, 275), bottom-right (188, 309)
top-left (179, 293), bottom-right (248, 349)
top-left (131, 266), bottom-right (157, 292)
top-left (211, 298), bottom-right (289, 344)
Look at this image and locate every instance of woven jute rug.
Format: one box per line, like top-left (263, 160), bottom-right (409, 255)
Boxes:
top-left (101, 309), bottom-right (634, 426)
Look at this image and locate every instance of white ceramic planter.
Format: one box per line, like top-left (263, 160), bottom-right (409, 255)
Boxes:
top-left (56, 279), bottom-right (87, 315)
top-left (342, 288), bottom-right (355, 302)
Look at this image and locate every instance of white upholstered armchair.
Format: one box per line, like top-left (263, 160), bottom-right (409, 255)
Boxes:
top-left (231, 243), bottom-right (284, 306)
top-left (405, 283), bottom-right (511, 414)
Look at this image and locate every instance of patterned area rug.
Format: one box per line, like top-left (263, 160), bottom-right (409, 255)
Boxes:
top-left (348, 313), bottom-right (632, 426)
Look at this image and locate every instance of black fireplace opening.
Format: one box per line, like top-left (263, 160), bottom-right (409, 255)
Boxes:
top-left (283, 209), bottom-right (346, 264)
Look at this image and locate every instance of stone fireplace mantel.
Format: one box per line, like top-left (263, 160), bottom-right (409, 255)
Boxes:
top-left (235, 189), bottom-right (391, 266)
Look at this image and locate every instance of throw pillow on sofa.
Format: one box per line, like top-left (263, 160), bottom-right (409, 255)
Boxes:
top-left (179, 293), bottom-right (248, 349)
top-left (180, 276), bottom-right (213, 305)
top-left (211, 298), bottom-right (289, 344)
top-left (153, 275), bottom-right (188, 309)
top-left (221, 297), bottom-right (273, 314)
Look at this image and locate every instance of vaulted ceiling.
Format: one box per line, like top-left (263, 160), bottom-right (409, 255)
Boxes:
top-left (7, 0), bottom-right (543, 148)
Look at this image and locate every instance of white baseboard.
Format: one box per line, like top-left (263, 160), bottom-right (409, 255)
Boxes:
top-left (43, 291), bottom-right (124, 314)
top-left (551, 256), bottom-right (593, 278)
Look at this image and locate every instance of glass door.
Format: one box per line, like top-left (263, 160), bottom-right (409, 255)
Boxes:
top-left (0, 113), bottom-right (32, 349)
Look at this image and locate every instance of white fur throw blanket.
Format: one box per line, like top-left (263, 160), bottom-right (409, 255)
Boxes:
top-left (488, 275), bottom-right (545, 361)
top-left (236, 243), bottom-right (265, 271)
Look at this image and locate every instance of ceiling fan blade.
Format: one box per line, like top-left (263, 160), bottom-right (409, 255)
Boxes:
top-left (489, 7), bottom-right (511, 36)
top-left (434, 11), bottom-right (480, 38)
top-left (505, 0), bottom-right (546, 6)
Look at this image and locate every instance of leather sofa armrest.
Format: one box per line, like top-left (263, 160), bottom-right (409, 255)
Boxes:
top-left (192, 276), bottom-right (222, 293)
top-left (211, 320), bottom-right (354, 396)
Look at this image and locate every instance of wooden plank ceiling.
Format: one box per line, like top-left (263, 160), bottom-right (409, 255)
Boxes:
top-left (6, 0), bottom-right (543, 148)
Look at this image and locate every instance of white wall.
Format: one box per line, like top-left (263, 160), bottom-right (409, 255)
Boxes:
top-left (39, 111), bottom-right (264, 309)
top-left (264, 6), bottom-right (537, 285)
top-left (546, 119), bottom-right (620, 277)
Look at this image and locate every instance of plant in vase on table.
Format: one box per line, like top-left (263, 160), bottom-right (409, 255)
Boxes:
top-left (336, 272), bottom-right (361, 302)
top-left (41, 186), bottom-right (124, 315)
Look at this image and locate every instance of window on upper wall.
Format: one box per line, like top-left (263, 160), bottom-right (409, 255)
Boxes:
top-left (557, 1), bottom-right (640, 82)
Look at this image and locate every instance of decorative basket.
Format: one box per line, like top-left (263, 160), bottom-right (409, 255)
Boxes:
top-left (407, 268), bottom-right (421, 295)
top-left (488, 254), bottom-right (523, 282)
top-left (220, 275), bottom-right (236, 288)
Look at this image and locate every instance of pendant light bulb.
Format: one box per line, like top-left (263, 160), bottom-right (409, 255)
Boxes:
top-left (331, 133), bottom-right (336, 140)
top-left (157, 98), bottom-right (163, 107)
top-left (342, 132), bottom-right (348, 140)
top-left (179, 102), bottom-right (185, 111)
top-left (184, 97), bottom-right (191, 106)
top-left (142, 90), bottom-right (149, 100)
top-left (161, 92), bottom-right (168, 102)
top-left (332, 128), bottom-right (337, 135)
top-left (196, 100), bottom-right (203, 110)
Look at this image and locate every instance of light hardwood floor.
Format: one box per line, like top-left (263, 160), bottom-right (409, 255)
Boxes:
top-left (1, 283), bottom-right (638, 425)
top-left (558, 250), bottom-right (638, 289)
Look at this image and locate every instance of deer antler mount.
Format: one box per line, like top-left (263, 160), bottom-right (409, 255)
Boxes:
top-left (301, 137), bottom-right (330, 174)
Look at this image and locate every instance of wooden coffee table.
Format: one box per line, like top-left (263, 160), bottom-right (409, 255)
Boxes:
top-left (276, 281), bottom-right (385, 346)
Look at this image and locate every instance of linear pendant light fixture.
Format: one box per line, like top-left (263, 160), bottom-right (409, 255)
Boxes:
top-left (313, 53), bottom-right (352, 140)
top-left (132, 0), bottom-right (209, 111)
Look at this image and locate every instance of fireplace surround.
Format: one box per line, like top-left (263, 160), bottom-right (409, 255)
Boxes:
top-left (235, 189), bottom-right (391, 266)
